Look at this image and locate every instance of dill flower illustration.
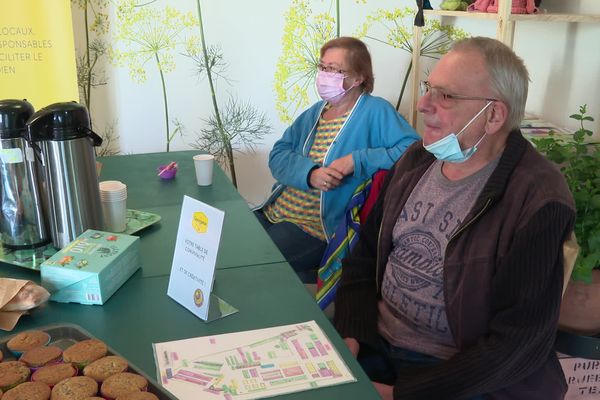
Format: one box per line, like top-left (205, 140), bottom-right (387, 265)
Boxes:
top-left (274, 0), bottom-right (337, 124)
top-left (356, 7), bottom-right (468, 110)
top-left (110, 0), bottom-right (196, 152)
top-left (186, 0), bottom-right (272, 188)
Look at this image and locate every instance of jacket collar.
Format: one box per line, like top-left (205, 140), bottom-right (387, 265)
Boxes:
top-left (476, 129), bottom-right (527, 206)
top-left (406, 129), bottom-right (526, 203)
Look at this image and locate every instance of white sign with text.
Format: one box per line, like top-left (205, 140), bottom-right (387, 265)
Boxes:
top-left (167, 195), bottom-right (224, 320)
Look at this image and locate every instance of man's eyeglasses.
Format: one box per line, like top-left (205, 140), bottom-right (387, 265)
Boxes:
top-left (420, 81), bottom-right (498, 107)
top-left (317, 63), bottom-right (347, 75)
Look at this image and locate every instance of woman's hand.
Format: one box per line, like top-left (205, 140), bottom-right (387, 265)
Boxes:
top-left (309, 166), bottom-right (344, 192)
top-left (373, 382), bottom-right (394, 400)
top-left (329, 154), bottom-right (354, 176)
top-left (344, 337), bottom-right (360, 357)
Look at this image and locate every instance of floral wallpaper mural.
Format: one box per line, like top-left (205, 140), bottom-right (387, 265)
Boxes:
top-left (71, 0), bottom-right (119, 155)
top-left (69, 0), bottom-right (463, 201)
top-left (273, 0), bottom-right (338, 124)
top-left (67, 0), bottom-right (599, 205)
top-left (186, 0), bottom-right (272, 188)
top-left (356, 6), bottom-right (468, 110)
top-left (111, 1), bottom-right (195, 153)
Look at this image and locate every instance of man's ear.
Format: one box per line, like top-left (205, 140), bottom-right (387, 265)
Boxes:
top-left (485, 101), bottom-right (509, 135)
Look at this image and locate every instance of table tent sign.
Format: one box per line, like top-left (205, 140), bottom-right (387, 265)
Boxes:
top-left (167, 195), bottom-right (237, 322)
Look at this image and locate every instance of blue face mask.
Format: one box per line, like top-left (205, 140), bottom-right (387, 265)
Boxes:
top-left (423, 101), bottom-right (493, 163)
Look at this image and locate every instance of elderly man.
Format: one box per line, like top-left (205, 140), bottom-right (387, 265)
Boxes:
top-left (334, 37), bottom-right (575, 399)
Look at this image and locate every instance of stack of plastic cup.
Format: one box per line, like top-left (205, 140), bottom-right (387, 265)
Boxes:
top-left (99, 180), bottom-right (128, 232)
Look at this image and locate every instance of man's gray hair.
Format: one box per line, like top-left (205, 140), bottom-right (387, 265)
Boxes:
top-left (452, 37), bottom-right (530, 131)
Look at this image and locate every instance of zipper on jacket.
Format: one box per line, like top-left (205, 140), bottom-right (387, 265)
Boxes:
top-left (302, 102), bottom-right (327, 155)
top-left (375, 202), bottom-right (388, 293)
top-left (443, 197), bottom-right (492, 345)
top-left (447, 198), bottom-right (492, 244)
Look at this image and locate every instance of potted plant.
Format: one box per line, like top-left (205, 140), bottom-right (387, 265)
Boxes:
top-left (532, 105), bottom-right (600, 356)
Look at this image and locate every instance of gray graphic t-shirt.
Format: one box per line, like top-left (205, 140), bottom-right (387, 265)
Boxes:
top-left (378, 158), bottom-right (498, 359)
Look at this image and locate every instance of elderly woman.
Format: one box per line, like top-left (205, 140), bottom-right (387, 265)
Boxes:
top-left (255, 37), bottom-right (419, 283)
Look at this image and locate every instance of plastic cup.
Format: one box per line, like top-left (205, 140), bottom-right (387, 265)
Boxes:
top-left (99, 181), bottom-right (127, 232)
top-left (193, 154), bottom-right (214, 186)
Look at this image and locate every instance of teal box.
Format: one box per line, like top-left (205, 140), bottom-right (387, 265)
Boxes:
top-left (41, 230), bottom-right (141, 305)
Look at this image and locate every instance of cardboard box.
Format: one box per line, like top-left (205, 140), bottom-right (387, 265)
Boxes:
top-left (41, 230), bottom-right (141, 305)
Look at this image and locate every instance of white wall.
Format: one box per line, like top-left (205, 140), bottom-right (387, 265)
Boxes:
top-left (71, 0), bottom-right (600, 207)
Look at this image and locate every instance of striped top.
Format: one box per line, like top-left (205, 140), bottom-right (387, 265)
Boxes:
top-left (264, 109), bottom-right (350, 241)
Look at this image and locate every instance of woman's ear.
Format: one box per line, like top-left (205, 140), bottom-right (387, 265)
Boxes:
top-left (352, 74), bottom-right (365, 89)
top-left (485, 101), bottom-right (509, 135)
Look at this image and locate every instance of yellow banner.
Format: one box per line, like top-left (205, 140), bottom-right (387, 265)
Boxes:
top-left (0, 0), bottom-right (78, 110)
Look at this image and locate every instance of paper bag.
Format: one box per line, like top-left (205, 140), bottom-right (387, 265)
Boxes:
top-left (562, 231), bottom-right (580, 296)
top-left (0, 278), bottom-right (50, 331)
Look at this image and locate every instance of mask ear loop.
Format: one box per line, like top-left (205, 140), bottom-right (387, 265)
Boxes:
top-left (456, 100), bottom-right (494, 138)
top-left (328, 74), bottom-right (360, 104)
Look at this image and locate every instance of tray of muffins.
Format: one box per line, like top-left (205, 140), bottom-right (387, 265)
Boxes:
top-left (0, 324), bottom-right (177, 400)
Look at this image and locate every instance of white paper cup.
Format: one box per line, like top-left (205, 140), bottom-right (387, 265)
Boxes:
top-left (99, 180), bottom-right (127, 198)
top-left (99, 181), bottom-right (127, 232)
top-left (193, 154), bottom-right (214, 186)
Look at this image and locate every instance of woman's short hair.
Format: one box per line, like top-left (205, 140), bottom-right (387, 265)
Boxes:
top-left (452, 37), bottom-right (530, 131)
top-left (321, 37), bottom-right (374, 93)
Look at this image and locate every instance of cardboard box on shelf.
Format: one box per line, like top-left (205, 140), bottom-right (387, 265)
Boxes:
top-left (40, 230), bottom-right (140, 305)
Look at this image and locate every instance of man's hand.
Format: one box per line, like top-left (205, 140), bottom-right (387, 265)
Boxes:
top-left (373, 382), bottom-right (393, 400)
top-left (309, 167), bottom-right (344, 192)
top-left (344, 337), bottom-right (360, 357)
top-left (329, 154), bottom-right (354, 176)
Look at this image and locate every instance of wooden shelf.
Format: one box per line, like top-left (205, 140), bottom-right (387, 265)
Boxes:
top-left (425, 9), bottom-right (600, 24)
top-left (407, 2), bottom-right (600, 127)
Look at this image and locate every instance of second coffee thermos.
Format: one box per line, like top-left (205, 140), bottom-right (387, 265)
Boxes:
top-left (26, 102), bottom-right (104, 249)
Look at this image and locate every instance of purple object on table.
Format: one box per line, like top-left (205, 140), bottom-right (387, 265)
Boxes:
top-left (157, 164), bottom-right (177, 180)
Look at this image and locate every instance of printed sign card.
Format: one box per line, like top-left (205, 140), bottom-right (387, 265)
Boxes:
top-left (153, 320), bottom-right (356, 400)
top-left (167, 196), bottom-right (236, 321)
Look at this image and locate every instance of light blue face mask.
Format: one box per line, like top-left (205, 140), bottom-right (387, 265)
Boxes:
top-left (423, 101), bottom-right (493, 163)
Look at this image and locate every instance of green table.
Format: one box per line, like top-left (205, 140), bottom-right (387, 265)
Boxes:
top-left (0, 263), bottom-right (379, 399)
top-left (98, 151), bottom-right (242, 208)
top-left (97, 151), bottom-right (286, 276)
top-left (0, 151), bottom-right (380, 399)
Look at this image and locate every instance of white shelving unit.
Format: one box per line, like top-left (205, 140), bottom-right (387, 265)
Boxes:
top-left (408, 0), bottom-right (600, 127)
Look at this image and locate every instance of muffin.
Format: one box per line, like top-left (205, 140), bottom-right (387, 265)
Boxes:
top-left (100, 373), bottom-right (147, 399)
top-left (2, 381), bottom-right (51, 400)
top-left (50, 376), bottom-right (98, 400)
top-left (31, 364), bottom-right (78, 387)
top-left (19, 346), bottom-right (62, 368)
top-left (83, 356), bottom-right (128, 382)
top-left (62, 340), bottom-right (107, 369)
top-left (6, 331), bottom-right (50, 355)
top-left (0, 361), bottom-right (31, 391)
top-left (116, 392), bottom-right (159, 400)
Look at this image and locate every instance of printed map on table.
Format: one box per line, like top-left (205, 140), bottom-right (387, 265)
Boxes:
top-left (152, 320), bottom-right (356, 399)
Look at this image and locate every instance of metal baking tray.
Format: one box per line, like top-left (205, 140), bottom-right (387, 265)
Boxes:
top-left (0, 323), bottom-right (177, 400)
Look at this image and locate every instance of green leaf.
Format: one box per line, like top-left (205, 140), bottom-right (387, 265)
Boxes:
top-left (537, 105), bottom-right (600, 281)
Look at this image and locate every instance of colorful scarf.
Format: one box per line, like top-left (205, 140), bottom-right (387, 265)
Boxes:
top-left (316, 178), bottom-right (372, 310)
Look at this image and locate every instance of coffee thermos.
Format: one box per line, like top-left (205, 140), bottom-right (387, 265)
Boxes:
top-left (0, 99), bottom-right (50, 249)
top-left (26, 102), bottom-right (104, 248)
